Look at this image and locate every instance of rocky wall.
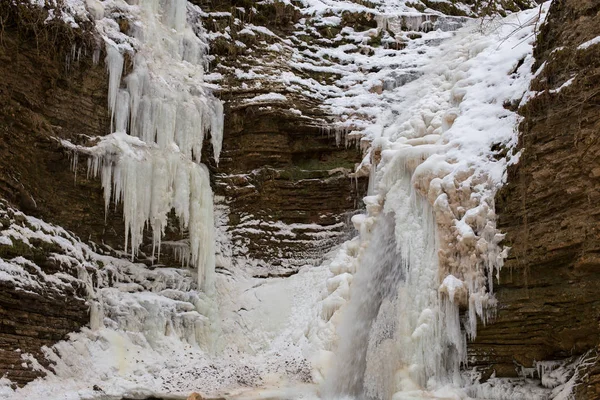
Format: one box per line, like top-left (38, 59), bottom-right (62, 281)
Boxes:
top-left (469, 1), bottom-right (600, 396)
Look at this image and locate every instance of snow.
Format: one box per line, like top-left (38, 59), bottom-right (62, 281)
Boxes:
top-left (27, 0), bottom-right (91, 28)
top-left (3, 1), bottom-right (577, 400)
top-left (578, 35), bottom-right (600, 50)
top-left (242, 93), bottom-right (288, 103)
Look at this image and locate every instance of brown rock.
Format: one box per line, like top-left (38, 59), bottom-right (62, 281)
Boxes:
top-left (211, 95), bottom-right (367, 274)
top-left (468, 0), bottom-right (600, 392)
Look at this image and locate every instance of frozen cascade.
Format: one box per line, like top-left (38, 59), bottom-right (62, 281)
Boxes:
top-left (325, 162), bottom-right (466, 399)
top-left (66, 0), bottom-right (224, 289)
top-left (318, 5), bottom-right (550, 399)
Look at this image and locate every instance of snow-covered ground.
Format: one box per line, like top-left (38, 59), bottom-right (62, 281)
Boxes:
top-left (0, 1), bottom-right (585, 399)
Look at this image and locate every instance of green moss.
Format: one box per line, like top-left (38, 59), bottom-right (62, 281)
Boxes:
top-left (341, 11), bottom-right (378, 32)
top-left (296, 34), bottom-right (315, 44)
top-left (368, 31), bottom-right (383, 47)
top-left (292, 155), bottom-right (356, 172)
top-left (277, 167), bottom-right (324, 181)
top-left (406, 2), bottom-right (426, 12)
top-left (317, 26), bottom-right (341, 39)
top-left (0, 238), bottom-right (33, 259)
top-left (0, 234), bottom-right (65, 269)
top-left (211, 36), bottom-right (240, 56)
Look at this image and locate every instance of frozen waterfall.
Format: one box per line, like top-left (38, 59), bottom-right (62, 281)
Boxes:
top-left (324, 166), bottom-right (463, 399)
top-left (315, 5), bottom-right (550, 399)
top-left (65, 0), bottom-right (223, 289)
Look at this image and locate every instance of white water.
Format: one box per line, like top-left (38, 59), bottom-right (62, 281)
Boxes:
top-left (323, 215), bottom-right (407, 398)
top-left (324, 170), bottom-right (462, 399)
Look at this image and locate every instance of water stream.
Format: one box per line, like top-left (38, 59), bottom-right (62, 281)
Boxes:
top-left (323, 214), bottom-right (405, 398)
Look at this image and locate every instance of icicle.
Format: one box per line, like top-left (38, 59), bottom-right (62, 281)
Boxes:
top-left (105, 44), bottom-right (124, 131)
top-left (209, 100), bottom-right (224, 164)
top-left (70, 0), bottom-right (224, 288)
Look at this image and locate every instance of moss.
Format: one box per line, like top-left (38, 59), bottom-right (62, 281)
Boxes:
top-left (296, 34), bottom-right (315, 44)
top-left (317, 26), bottom-right (341, 39)
top-left (0, 238), bottom-right (33, 259)
top-left (368, 31), bottom-right (383, 47)
top-left (406, 2), bottom-right (426, 12)
top-left (277, 167), bottom-right (324, 181)
top-left (340, 10), bottom-right (377, 31)
top-left (211, 36), bottom-right (240, 56)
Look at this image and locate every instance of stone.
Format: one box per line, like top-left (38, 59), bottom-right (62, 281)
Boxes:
top-left (468, 0), bottom-right (600, 392)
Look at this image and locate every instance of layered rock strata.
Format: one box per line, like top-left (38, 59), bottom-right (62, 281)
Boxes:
top-left (469, 1), bottom-right (600, 396)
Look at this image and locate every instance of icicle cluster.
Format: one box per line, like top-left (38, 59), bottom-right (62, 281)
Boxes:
top-left (70, 0), bottom-right (223, 289)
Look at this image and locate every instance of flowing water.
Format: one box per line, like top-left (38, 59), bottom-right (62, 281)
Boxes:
top-left (323, 215), bottom-right (405, 398)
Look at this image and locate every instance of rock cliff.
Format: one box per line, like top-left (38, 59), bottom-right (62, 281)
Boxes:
top-left (0, 2), bottom-right (106, 385)
top-left (469, 0), bottom-right (600, 396)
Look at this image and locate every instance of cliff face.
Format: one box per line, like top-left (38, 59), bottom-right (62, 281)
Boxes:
top-left (214, 103), bottom-right (365, 273)
top-left (197, 0), bottom-right (370, 274)
top-left (0, 4), bottom-right (107, 385)
top-left (470, 0), bottom-right (600, 395)
top-left (0, 3), bottom-right (120, 246)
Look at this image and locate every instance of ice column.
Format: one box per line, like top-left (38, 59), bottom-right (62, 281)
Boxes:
top-left (88, 0), bottom-right (223, 290)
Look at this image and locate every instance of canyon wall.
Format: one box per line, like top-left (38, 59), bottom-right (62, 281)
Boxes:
top-left (0, 4), bottom-right (106, 385)
top-left (469, 0), bottom-right (600, 396)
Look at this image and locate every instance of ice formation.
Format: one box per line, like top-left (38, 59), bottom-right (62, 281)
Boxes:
top-left (2, 1), bottom-right (580, 400)
top-left (317, 4), bottom-right (554, 399)
top-left (64, 0), bottom-right (223, 289)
